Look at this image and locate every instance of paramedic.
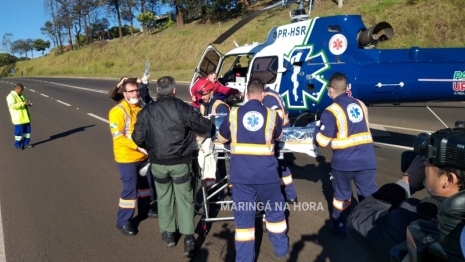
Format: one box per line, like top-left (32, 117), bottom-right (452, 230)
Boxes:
top-left (313, 72), bottom-right (377, 239)
top-left (217, 77), bottom-right (289, 261)
top-left (262, 85), bottom-right (298, 204)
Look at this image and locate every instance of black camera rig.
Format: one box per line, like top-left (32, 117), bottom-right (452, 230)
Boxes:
top-left (392, 122), bottom-right (465, 262)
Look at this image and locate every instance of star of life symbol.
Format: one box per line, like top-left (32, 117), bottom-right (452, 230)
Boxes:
top-left (243, 111), bottom-right (264, 131)
top-left (347, 103), bottom-right (363, 123)
top-left (329, 34), bottom-right (347, 56)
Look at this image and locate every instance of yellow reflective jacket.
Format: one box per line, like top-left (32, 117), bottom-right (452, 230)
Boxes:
top-left (108, 100), bottom-right (147, 163)
top-left (6, 91), bottom-right (31, 125)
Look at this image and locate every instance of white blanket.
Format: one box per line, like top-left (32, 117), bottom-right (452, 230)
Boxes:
top-left (197, 137), bottom-right (217, 180)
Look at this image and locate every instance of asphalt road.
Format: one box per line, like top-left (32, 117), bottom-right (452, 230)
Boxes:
top-left (0, 76), bottom-right (463, 262)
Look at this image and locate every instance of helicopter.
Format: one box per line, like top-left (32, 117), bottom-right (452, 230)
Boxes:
top-left (189, 0), bottom-right (465, 124)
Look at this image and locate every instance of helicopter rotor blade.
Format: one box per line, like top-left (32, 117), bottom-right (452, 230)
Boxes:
top-left (212, 1), bottom-right (286, 45)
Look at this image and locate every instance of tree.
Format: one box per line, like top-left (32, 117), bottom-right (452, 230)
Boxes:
top-left (11, 40), bottom-right (28, 58)
top-left (2, 33), bottom-right (13, 54)
top-left (120, 0), bottom-right (138, 37)
top-left (137, 11), bottom-right (155, 33)
top-left (33, 39), bottom-right (51, 55)
top-left (41, 21), bottom-right (58, 48)
top-left (0, 53), bottom-right (17, 67)
top-left (106, 0), bottom-right (124, 39)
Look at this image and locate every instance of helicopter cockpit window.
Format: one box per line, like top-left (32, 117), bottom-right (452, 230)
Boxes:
top-left (218, 55), bottom-right (251, 84)
top-left (250, 56), bottom-right (279, 84)
top-left (199, 50), bottom-right (221, 78)
top-left (328, 25), bottom-right (342, 33)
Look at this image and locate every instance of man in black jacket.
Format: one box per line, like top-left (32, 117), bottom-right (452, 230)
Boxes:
top-left (346, 128), bottom-right (465, 262)
top-left (132, 76), bottom-right (211, 258)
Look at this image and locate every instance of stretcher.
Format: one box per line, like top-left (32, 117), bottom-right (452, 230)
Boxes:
top-left (193, 122), bottom-right (319, 236)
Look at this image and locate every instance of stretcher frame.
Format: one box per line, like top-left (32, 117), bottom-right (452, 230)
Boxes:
top-left (193, 141), bottom-right (303, 236)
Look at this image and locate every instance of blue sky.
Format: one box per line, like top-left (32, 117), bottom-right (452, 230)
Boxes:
top-left (0, 1), bottom-right (50, 57)
top-left (0, 1), bottom-right (170, 58)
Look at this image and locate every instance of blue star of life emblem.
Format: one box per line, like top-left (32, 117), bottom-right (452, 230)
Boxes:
top-left (347, 103), bottom-right (363, 123)
top-left (350, 107), bottom-right (360, 119)
top-left (243, 111), bottom-right (264, 131)
top-left (247, 115), bottom-right (259, 127)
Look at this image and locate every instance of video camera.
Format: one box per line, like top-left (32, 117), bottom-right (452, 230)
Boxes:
top-left (392, 122), bottom-right (465, 262)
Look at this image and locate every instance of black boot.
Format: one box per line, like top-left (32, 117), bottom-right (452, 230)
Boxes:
top-left (183, 235), bottom-right (198, 258)
top-left (162, 232), bottom-right (175, 248)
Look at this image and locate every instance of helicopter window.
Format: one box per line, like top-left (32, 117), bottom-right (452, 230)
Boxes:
top-left (250, 56), bottom-right (278, 84)
top-left (328, 25), bottom-right (342, 33)
top-left (218, 55), bottom-right (251, 83)
top-left (307, 84), bottom-right (315, 91)
top-left (199, 50), bottom-right (221, 78)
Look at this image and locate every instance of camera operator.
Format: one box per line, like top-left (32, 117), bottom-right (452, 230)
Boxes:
top-left (346, 127), bottom-right (465, 262)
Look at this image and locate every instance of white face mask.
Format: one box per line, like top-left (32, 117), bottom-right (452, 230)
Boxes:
top-left (127, 98), bottom-right (139, 104)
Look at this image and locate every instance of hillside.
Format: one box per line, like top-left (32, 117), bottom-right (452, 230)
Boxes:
top-left (2, 0), bottom-right (465, 81)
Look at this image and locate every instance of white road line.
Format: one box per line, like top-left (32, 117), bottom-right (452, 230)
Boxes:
top-left (29, 89), bottom-right (35, 92)
top-left (369, 123), bottom-right (390, 136)
top-left (32, 80), bottom-right (108, 94)
top-left (56, 100), bottom-right (71, 106)
top-left (87, 113), bottom-right (109, 123)
top-left (373, 142), bottom-right (412, 150)
top-left (371, 123), bottom-right (433, 133)
top-left (40, 93), bottom-right (49, 97)
top-left (0, 201), bottom-right (5, 262)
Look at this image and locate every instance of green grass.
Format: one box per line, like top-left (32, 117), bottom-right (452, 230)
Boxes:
top-left (2, 0), bottom-right (465, 81)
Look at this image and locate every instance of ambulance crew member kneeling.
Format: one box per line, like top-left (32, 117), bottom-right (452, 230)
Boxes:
top-left (217, 77), bottom-right (289, 262)
top-left (314, 72), bottom-right (377, 239)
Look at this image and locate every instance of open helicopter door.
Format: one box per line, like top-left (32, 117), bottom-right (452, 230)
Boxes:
top-left (189, 44), bottom-right (224, 89)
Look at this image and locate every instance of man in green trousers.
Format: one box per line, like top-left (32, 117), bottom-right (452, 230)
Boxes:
top-left (132, 76), bottom-right (211, 258)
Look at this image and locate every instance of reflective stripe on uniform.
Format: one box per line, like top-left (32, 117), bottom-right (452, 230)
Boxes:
top-left (112, 131), bottom-right (123, 138)
top-left (280, 175), bottom-right (293, 186)
top-left (137, 188), bottom-right (152, 198)
top-left (326, 103), bottom-right (347, 138)
top-left (316, 132), bottom-right (331, 147)
top-left (264, 108), bottom-right (275, 144)
top-left (333, 198), bottom-right (351, 210)
top-left (229, 108), bottom-right (238, 143)
top-left (119, 198), bottom-right (136, 209)
top-left (356, 98), bottom-right (371, 129)
top-left (229, 108), bottom-right (276, 155)
top-left (15, 135), bottom-right (22, 141)
top-left (331, 132), bottom-right (373, 149)
top-left (265, 219), bottom-right (287, 233)
top-left (265, 92), bottom-right (290, 126)
top-left (230, 143), bottom-right (274, 155)
top-left (235, 228), bottom-right (255, 241)
top-left (23, 133), bottom-right (30, 138)
top-left (115, 105), bottom-right (132, 139)
top-left (201, 100), bottom-right (230, 115)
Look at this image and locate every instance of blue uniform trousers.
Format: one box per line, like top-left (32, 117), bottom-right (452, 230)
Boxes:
top-left (117, 161), bottom-right (154, 227)
top-left (14, 123), bottom-right (31, 148)
top-left (232, 182), bottom-right (289, 262)
top-left (277, 159), bottom-right (297, 201)
top-left (331, 169), bottom-right (377, 234)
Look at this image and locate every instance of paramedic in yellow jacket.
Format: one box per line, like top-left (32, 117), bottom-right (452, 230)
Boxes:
top-left (108, 78), bottom-right (156, 236)
top-left (6, 83), bottom-right (33, 150)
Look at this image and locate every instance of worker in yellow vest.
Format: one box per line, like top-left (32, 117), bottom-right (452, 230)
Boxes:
top-left (6, 83), bottom-right (33, 150)
top-left (108, 78), bottom-right (157, 236)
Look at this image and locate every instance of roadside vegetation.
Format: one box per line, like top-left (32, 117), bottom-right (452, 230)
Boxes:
top-left (1, 0), bottom-right (464, 81)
